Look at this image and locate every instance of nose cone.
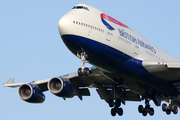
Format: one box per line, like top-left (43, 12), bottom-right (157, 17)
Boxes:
top-left (58, 13), bottom-right (72, 36)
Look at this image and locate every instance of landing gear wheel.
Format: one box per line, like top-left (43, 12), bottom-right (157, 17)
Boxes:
top-left (162, 103), bottom-right (167, 112)
top-left (166, 109), bottom-right (171, 115)
top-left (162, 102), bottom-right (178, 115)
top-left (138, 105), bottom-right (143, 113)
top-left (173, 106), bottom-right (178, 114)
top-left (84, 67), bottom-right (90, 76)
top-left (117, 108), bottom-right (123, 116)
top-left (108, 99), bottom-right (114, 107)
top-left (111, 108), bottom-right (116, 116)
top-left (149, 108), bottom-right (154, 116)
top-left (78, 68), bottom-right (83, 76)
top-left (142, 111), bottom-right (147, 116)
top-left (138, 99), bottom-right (155, 116)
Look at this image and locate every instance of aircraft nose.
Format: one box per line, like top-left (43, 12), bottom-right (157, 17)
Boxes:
top-left (58, 13), bottom-right (72, 36)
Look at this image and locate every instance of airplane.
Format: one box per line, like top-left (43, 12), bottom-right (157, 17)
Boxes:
top-left (3, 4), bottom-right (180, 117)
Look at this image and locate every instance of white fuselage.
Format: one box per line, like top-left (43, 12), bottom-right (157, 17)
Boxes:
top-left (58, 4), bottom-right (180, 65)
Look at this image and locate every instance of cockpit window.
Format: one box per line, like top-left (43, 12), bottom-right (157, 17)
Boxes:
top-left (76, 6), bottom-right (84, 9)
top-left (72, 6), bottom-right (89, 11)
top-left (72, 6), bottom-right (76, 9)
top-left (84, 7), bottom-right (89, 11)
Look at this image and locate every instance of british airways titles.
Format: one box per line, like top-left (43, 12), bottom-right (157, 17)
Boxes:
top-left (118, 29), bottom-right (156, 54)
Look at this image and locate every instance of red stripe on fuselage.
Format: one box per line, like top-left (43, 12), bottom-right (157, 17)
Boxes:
top-left (101, 13), bottom-right (129, 28)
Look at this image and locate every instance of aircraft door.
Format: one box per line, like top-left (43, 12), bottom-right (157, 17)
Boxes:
top-left (134, 45), bottom-right (141, 58)
top-left (106, 31), bottom-right (112, 45)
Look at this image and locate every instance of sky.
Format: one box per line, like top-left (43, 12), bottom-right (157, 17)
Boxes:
top-left (1, 0), bottom-right (180, 120)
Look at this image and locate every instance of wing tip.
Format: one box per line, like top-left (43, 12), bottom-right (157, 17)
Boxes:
top-left (3, 78), bottom-right (14, 87)
top-left (6, 78), bottom-right (14, 84)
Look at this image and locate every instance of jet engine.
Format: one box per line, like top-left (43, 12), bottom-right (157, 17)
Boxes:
top-left (48, 77), bottom-right (75, 98)
top-left (18, 84), bottom-right (45, 103)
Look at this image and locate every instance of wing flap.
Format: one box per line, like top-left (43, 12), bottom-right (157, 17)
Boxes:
top-left (96, 89), bottom-right (141, 101)
top-left (142, 60), bottom-right (180, 82)
top-left (143, 60), bottom-right (180, 68)
top-left (166, 62), bottom-right (180, 68)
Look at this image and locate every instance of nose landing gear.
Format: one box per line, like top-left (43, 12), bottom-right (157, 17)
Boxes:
top-left (77, 52), bottom-right (90, 76)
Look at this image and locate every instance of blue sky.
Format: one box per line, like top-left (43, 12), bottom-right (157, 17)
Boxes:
top-left (1, 0), bottom-right (180, 120)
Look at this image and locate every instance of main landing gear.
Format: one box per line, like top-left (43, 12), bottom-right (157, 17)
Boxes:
top-left (162, 98), bottom-right (178, 115)
top-left (138, 97), bottom-right (178, 116)
top-left (138, 99), bottom-right (154, 116)
top-left (109, 99), bottom-right (123, 116)
top-left (77, 52), bottom-right (90, 76)
top-left (108, 84), bottom-right (124, 117)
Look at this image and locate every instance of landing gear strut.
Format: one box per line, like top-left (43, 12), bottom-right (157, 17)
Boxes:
top-left (77, 52), bottom-right (90, 76)
top-left (162, 98), bottom-right (178, 115)
top-left (138, 99), bottom-right (154, 116)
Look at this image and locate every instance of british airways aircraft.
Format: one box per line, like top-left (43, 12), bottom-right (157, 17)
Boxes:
top-left (3, 4), bottom-right (180, 117)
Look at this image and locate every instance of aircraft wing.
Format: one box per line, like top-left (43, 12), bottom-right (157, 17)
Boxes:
top-left (3, 67), bottom-right (141, 103)
top-left (3, 67), bottom-right (114, 91)
top-left (143, 60), bottom-right (180, 82)
top-left (3, 78), bottom-right (50, 88)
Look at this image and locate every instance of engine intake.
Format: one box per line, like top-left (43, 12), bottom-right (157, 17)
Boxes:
top-left (48, 77), bottom-right (75, 98)
top-left (18, 84), bottom-right (45, 103)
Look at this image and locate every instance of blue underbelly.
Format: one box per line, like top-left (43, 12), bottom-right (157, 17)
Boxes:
top-left (61, 34), bottom-right (179, 98)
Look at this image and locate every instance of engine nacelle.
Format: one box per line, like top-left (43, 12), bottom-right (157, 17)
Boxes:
top-left (47, 77), bottom-right (75, 98)
top-left (18, 84), bottom-right (45, 103)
